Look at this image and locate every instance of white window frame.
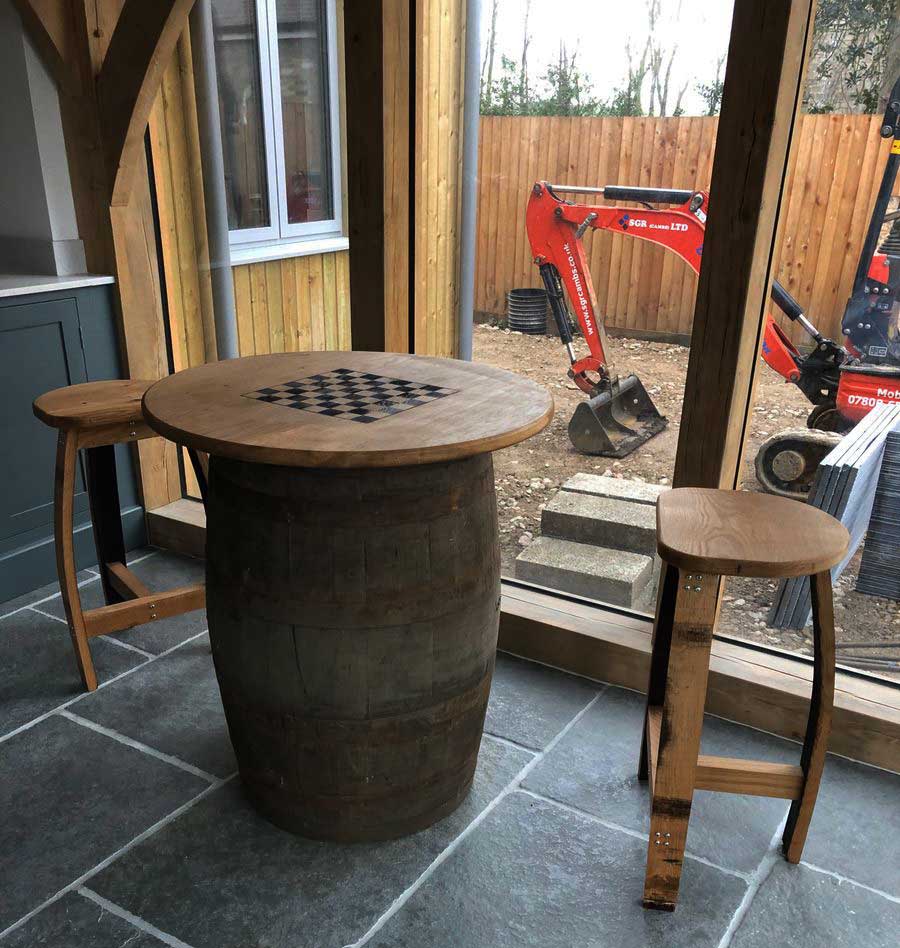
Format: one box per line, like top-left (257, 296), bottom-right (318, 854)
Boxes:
top-left (226, 0), bottom-right (343, 251)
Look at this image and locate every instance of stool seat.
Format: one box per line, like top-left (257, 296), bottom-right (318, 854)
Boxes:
top-left (33, 379), bottom-right (204, 693)
top-left (33, 380), bottom-right (154, 430)
top-left (656, 487), bottom-right (849, 578)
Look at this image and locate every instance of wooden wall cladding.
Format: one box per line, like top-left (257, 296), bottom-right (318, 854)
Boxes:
top-left (231, 254), bottom-right (352, 357)
top-left (475, 113), bottom-right (898, 345)
top-left (415, 0), bottom-right (466, 359)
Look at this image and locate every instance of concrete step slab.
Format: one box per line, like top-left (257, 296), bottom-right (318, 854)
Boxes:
top-left (541, 492), bottom-right (657, 555)
top-left (633, 557), bottom-right (663, 615)
top-left (563, 473), bottom-right (668, 506)
top-left (515, 536), bottom-right (654, 608)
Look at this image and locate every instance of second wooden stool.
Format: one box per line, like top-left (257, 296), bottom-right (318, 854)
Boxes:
top-left (639, 487), bottom-right (849, 911)
top-left (33, 380), bottom-right (206, 692)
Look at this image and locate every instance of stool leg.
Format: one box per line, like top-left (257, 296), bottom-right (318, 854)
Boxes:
top-left (187, 449), bottom-right (209, 505)
top-left (85, 444), bottom-right (127, 606)
top-left (639, 563), bottom-right (679, 781)
top-left (643, 571), bottom-right (718, 911)
top-left (55, 431), bottom-right (97, 691)
top-left (782, 569), bottom-right (835, 863)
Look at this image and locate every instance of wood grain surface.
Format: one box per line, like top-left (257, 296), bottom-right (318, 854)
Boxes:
top-left (206, 453), bottom-right (500, 840)
top-left (656, 488), bottom-right (849, 578)
top-left (142, 352), bottom-right (554, 467)
top-left (34, 380), bottom-right (154, 430)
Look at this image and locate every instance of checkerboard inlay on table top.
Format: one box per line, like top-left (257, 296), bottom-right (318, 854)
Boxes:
top-left (242, 367), bottom-right (459, 424)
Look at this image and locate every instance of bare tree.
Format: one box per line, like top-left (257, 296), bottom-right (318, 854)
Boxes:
top-left (620, 36), bottom-right (652, 115)
top-left (645, 0), bottom-right (686, 117)
top-left (481, 0), bottom-right (500, 109)
top-left (519, 0), bottom-right (532, 106)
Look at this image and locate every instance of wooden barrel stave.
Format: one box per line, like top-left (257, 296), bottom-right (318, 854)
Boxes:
top-left (206, 452), bottom-right (500, 841)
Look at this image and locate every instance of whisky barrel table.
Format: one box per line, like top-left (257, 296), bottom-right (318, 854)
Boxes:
top-left (142, 352), bottom-right (553, 841)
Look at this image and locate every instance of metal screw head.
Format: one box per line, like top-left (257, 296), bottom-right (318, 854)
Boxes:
top-left (683, 585), bottom-right (692, 591)
top-left (694, 585), bottom-right (702, 592)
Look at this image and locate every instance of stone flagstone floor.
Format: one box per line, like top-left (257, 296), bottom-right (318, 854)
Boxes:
top-left (1, 548), bottom-right (898, 947)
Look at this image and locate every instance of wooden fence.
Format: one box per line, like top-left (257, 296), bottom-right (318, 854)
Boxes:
top-left (475, 114), bottom-right (898, 343)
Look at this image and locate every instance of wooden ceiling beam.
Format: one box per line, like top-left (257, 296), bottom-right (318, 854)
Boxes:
top-left (97, 0), bottom-right (195, 205)
top-left (10, 0), bottom-right (72, 87)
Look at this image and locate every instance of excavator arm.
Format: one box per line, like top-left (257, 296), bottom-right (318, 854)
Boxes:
top-left (525, 182), bottom-right (707, 396)
top-left (524, 179), bottom-right (850, 458)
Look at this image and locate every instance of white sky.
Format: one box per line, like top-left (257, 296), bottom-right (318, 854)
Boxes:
top-left (481, 0), bottom-right (735, 116)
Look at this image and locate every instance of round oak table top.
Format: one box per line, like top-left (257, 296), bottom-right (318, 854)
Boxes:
top-left (142, 351), bottom-right (554, 468)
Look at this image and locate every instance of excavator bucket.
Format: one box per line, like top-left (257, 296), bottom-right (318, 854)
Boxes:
top-left (568, 373), bottom-right (668, 458)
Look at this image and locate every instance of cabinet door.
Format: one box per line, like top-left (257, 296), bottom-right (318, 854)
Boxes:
top-left (0, 297), bottom-right (89, 555)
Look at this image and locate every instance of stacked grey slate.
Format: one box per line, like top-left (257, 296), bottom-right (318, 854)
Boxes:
top-left (856, 430), bottom-right (900, 600)
top-left (769, 402), bottom-right (900, 629)
top-left (515, 473), bottom-right (667, 611)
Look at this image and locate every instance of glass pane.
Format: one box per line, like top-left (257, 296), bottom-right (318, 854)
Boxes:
top-left (724, 3), bottom-right (900, 685)
top-left (473, 0), bottom-right (735, 617)
top-left (276, 0), bottom-right (334, 224)
top-left (212, 0), bottom-right (271, 231)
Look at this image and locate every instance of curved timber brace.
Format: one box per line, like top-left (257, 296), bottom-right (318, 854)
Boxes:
top-left (13, 0), bottom-right (196, 207)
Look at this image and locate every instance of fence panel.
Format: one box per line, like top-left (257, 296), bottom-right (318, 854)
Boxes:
top-left (475, 114), bottom-right (897, 344)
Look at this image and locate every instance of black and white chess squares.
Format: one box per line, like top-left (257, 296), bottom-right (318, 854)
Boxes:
top-left (243, 367), bottom-right (458, 424)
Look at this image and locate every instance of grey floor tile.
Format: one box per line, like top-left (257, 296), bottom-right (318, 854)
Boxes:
top-left (369, 792), bottom-right (746, 948)
top-left (42, 551), bottom-right (207, 655)
top-left (800, 754), bottom-right (900, 897)
top-left (523, 686), bottom-right (794, 874)
top-left (0, 571), bottom-right (96, 619)
top-left (484, 652), bottom-right (602, 749)
top-left (731, 861), bottom-right (900, 948)
top-left (0, 608), bottom-right (145, 736)
top-left (3, 892), bottom-right (166, 947)
top-left (74, 633), bottom-right (236, 778)
top-left (0, 715), bottom-right (209, 932)
top-left (90, 737), bottom-right (532, 948)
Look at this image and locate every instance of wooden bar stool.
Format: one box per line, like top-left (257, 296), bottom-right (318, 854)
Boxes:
top-left (33, 380), bottom-right (206, 692)
top-left (638, 487), bottom-right (849, 911)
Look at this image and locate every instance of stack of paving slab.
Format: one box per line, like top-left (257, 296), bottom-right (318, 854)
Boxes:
top-left (769, 402), bottom-right (900, 629)
top-left (515, 472), bottom-right (667, 611)
top-left (856, 429), bottom-right (900, 600)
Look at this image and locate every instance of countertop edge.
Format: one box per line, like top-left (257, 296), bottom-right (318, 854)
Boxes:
top-left (0, 274), bottom-right (116, 298)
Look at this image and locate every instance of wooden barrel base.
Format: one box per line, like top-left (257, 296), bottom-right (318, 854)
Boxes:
top-left (206, 453), bottom-right (501, 841)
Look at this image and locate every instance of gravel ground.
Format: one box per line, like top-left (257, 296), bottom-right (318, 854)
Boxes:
top-left (474, 323), bottom-right (900, 680)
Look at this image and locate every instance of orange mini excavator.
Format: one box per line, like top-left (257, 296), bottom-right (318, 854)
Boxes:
top-left (526, 79), bottom-right (900, 496)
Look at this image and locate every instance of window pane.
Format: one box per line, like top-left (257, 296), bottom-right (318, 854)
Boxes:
top-left (212, 0), bottom-right (271, 231)
top-left (724, 3), bottom-right (900, 686)
top-left (473, 0), bottom-right (735, 618)
top-left (276, 0), bottom-right (334, 224)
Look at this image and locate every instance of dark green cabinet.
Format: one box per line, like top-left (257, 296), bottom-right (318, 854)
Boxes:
top-left (0, 284), bottom-right (146, 602)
